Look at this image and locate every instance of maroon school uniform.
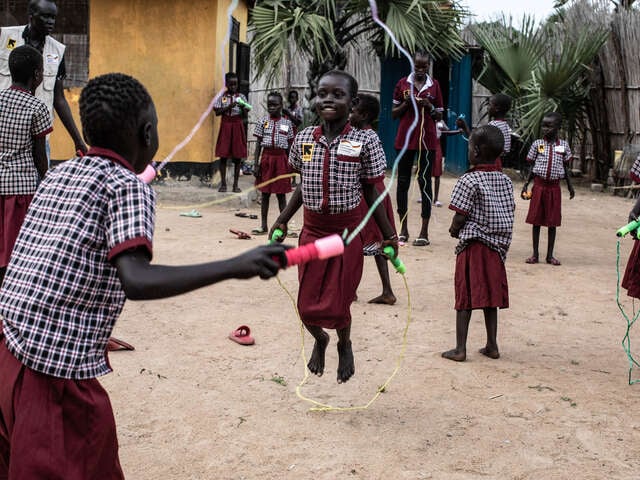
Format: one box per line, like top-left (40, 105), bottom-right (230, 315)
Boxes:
top-left (214, 92), bottom-right (248, 159)
top-left (449, 163), bottom-right (515, 310)
top-left (392, 74), bottom-right (443, 151)
top-left (622, 241), bottom-right (640, 299)
top-left (525, 138), bottom-right (571, 227)
top-left (289, 123), bottom-right (386, 329)
top-left (254, 115), bottom-right (294, 194)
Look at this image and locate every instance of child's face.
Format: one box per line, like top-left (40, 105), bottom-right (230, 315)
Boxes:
top-left (413, 54), bottom-right (430, 81)
top-left (267, 95), bottom-right (282, 117)
top-left (226, 77), bottom-right (238, 93)
top-left (315, 74), bottom-right (353, 123)
top-left (288, 91), bottom-right (298, 105)
top-left (488, 97), bottom-right (499, 117)
top-left (349, 104), bottom-right (366, 129)
top-left (541, 116), bottom-right (559, 140)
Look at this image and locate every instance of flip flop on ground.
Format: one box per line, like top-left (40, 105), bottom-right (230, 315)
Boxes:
top-left (229, 228), bottom-right (251, 239)
top-left (412, 238), bottom-right (430, 246)
top-left (107, 337), bottom-right (135, 351)
top-left (180, 209), bottom-right (202, 218)
top-left (228, 325), bottom-right (255, 345)
top-left (251, 227), bottom-right (268, 235)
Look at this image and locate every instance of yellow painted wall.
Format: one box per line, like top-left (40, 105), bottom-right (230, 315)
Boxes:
top-left (50, 0), bottom-right (248, 163)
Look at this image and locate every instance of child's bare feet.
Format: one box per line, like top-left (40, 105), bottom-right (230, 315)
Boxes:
top-left (441, 348), bottom-right (466, 362)
top-left (479, 347), bottom-right (500, 359)
top-left (308, 331), bottom-right (330, 376)
top-left (337, 340), bottom-right (355, 383)
top-left (368, 293), bottom-right (396, 305)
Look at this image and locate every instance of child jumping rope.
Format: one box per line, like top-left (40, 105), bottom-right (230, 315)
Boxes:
top-left (270, 70), bottom-right (397, 383)
top-left (0, 73), bottom-right (287, 479)
top-left (442, 125), bottom-right (515, 362)
top-left (522, 112), bottom-right (575, 266)
top-left (214, 72), bottom-right (248, 193)
top-left (252, 91), bottom-right (294, 235)
top-left (350, 92), bottom-right (397, 305)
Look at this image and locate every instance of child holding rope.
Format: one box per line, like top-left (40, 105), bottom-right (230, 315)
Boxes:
top-left (252, 91), bottom-right (294, 235)
top-left (0, 73), bottom-right (287, 479)
top-left (214, 72), bottom-right (248, 193)
top-left (392, 50), bottom-right (444, 247)
top-left (442, 125), bottom-right (515, 362)
top-left (270, 70), bottom-right (397, 383)
top-left (350, 92), bottom-right (397, 305)
top-left (522, 112), bottom-right (575, 266)
top-left (621, 158), bottom-right (640, 297)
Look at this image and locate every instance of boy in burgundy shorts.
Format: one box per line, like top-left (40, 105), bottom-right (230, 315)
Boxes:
top-left (0, 73), bottom-right (287, 479)
top-left (522, 112), bottom-right (575, 266)
top-left (442, 125), bottom-right (515, 362)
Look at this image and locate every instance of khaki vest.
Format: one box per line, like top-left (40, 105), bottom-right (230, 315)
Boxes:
top-left (0, 25), bottom-right (66, 120)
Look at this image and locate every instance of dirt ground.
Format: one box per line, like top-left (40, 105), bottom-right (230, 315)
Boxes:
top-left (104, 172), bottom-right (640, 479)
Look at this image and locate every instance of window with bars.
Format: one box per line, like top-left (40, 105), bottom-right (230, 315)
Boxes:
top-left (0, 0), bottom-right (88, 87)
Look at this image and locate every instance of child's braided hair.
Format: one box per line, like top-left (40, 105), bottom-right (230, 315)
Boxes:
top-left (79, 73), bottom-right (152, 147)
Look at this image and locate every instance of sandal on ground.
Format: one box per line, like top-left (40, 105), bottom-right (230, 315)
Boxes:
top-left (398, 235), bottom-right (408, 245)
top-left (525, 255), bottom-right (539, 264)
top-left (286, 232), bottom-right (298, 238)
top-left (232, 187), bottom-right (242, 193)
top-left (179, 209), bottom-right (202, 218)
top-left (546, 257), bottom-right (561, 266)
top-left (229, 228), bottom-right (251, 239)
top-left (228, 325), bottom-right (255, 345)
top-left (412, 237), bottom-right (430, 247)
top-left (218, 185), bottom-right (227, 192)
top-left (107, 337), bottom-right (135, 352)
top-left (251, 227), bottom-right (267, 235)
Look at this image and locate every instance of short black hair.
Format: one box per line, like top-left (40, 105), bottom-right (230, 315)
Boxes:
top-left (356, 93), bottom-right (380, 124)
top-left (472, 124), bottom-right (504, 159)
top-left (490, 93), bottom-right (512, 114)
top-left (28, 0), bottom-right (55, 16)
top-left (288, 90), bottom-right (298, 100)
top-left (225, 72), bottom-right (238, 84)
top-left (9, 45), bottom-right (42, 84)
top-left (80, 73), bottom-right (153, 148)
top-left (320, 70), bottom-right (358, 98)
top-left (543, 111), bottom-right (562, 125)
top-left (413, 49), bottom-right (433, 62)
top-left (267, 91), bottom-right (283, 103)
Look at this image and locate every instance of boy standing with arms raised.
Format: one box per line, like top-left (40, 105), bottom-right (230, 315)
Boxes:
top-left (442, 125), bottom-right (515, 362)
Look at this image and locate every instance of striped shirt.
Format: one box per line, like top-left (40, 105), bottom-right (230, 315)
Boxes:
top-left (527, 138), bottom-right (572, 180)
top-left (0, 148), bottom-right (155, 379)
top-left (289, 123), bottom-right (386, 214)
top-left (0, 86), bottom-right (53, 195)
top-left (449, 163), bottom-right (515, 261)
top-left (254, 115), bottom-right (294, 150)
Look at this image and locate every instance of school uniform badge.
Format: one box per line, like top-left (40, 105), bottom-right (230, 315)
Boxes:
top-left (537, 144), bottom-right (545, 154)
top-left (6, 38), bottom-right (16, 49)
top-left (302, 143), bottom-right (314, 161)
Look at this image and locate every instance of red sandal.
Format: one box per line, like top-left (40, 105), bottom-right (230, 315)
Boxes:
top-left (546, 257), bottom-right (561, 266)
top-left (525, 256), bottom-right (539, 264)
top-left (228, 325), bottom-right (255, 345)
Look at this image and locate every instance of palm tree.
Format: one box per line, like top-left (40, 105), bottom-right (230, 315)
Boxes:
top-left (249, 0), bottom-right (468, 96)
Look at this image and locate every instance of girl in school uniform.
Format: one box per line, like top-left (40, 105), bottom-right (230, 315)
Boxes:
top-left (252, 91), bottom-right (294, 234)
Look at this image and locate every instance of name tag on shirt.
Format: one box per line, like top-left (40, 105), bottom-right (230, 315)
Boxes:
top-left (279, 124), bottom-right (289, 133)
top-left (336, 140), bottom-right (362, 157)
top-left (45, 53), bottom-right (59, 65)
top-left (554, 145), bottom-right (565, 154)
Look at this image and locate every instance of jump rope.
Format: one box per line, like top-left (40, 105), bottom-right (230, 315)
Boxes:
top-left (136, 0), bottom-right (434, 409)
top-left (616, 220), bottom-right (640, 384)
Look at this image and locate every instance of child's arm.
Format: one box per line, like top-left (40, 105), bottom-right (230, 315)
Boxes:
top-left (32, 136), bottom-right (47, 179)
top-left (449, 212), bottom-right (466, 238)
top-left (455, 117), bottom-right (471, 137)
top-left (113, 244), bottom-right (288, 300)
top-left (253, 140), bottom-right (263, 178)
top-left (269, 184), bottom-right (303, 240)
top-left (563, 163), bottom-right (575, 199)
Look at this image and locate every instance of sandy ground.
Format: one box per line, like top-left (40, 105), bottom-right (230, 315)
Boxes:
top-left (103, 173), bottom-right (640, 479)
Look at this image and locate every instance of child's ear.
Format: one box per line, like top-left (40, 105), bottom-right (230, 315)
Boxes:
top-left (141, 122), bottom-right (153, 147)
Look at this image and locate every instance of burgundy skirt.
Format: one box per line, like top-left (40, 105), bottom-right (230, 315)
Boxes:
top-left (256, 148), bottom-right (292, 194)
top-left (360, 181), bottom-right (397, 247)
top-left (0, 195), bottom-right (33, 267)
top-left (526, 176), bottom-right (562, 227)
top-left (297, 207), bottom-right (364, 329)
top-left (215, 115), bottom-right (247, 159)
top-left (0, 337), bottom-right (124, 479)
top-left (455, 241), bottom-right (509, 310)
top-left (622, 240), bottom-right (640, 299)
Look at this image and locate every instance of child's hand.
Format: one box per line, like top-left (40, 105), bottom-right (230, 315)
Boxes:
top-left (253, 164), bottom-right (261, 179)
top-left (380, 235), bottom-right (399, 258)
top-left (455, 118), bottom-right (467, 129)
top-left (569, 186), bottom-right (575, 199)
top-left (449, 226), bottom-right (460, 238)
top-left (268, 223), bottom-right (288, 243)
top-left (232, 244), bottom-right (289, 279)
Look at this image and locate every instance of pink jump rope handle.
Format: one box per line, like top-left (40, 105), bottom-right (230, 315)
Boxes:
top-left (137, 164), bottom-right (157, 184)
top-left (278, 234), bottom-right (345, 268)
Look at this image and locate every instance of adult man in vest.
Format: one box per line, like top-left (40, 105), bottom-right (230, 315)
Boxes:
top-left (0, 0), bottom-right (87, 158)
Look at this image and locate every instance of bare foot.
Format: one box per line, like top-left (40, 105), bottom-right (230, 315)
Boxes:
top-left (441, 348), bottom-right (466, 362)
top-left (479, 347), bottom-right (500, 359)
top-left (308, 331), bottom-right (330, 376)
top-left (337, 340), bottom-right (355, 383)
top-left (368, 294), bottom-right (396, 305)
